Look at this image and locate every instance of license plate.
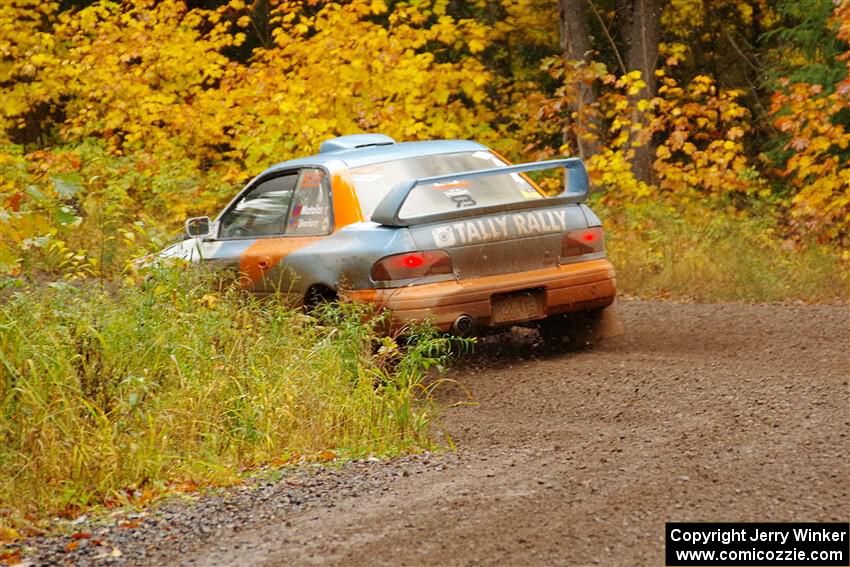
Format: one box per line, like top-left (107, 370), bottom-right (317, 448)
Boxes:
top-left (491, 289), bottom-right (546, 325)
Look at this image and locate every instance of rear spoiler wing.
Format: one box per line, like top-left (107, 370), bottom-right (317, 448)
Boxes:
top-left (370, 158), bottom-right (589, 228)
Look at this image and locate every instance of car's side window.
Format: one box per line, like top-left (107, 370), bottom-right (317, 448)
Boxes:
top-left (218, 172), bottom-right (299, 239)
top-left (285, 168), bottom-right (332, 236)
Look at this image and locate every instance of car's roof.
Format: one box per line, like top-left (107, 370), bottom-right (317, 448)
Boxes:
top-left (264, 139), bottom-right (489, 174)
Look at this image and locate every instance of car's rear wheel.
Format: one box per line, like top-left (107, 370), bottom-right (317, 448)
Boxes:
top-left (536, 307), bottom-right (606, 349)
top-left (304, 285), bottom-right (338, 310)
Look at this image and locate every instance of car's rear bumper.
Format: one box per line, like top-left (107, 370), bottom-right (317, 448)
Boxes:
top-left (344, 258), bottom-right (616, 331)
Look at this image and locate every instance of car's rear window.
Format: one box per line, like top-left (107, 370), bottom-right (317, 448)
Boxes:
top-left (350, 151), bottom-right (543, 221)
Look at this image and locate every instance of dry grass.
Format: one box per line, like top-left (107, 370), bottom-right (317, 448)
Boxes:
top-left (0, 266), bottom-right (460, 529)
top-left (598, 200), bottom-right (849, 303)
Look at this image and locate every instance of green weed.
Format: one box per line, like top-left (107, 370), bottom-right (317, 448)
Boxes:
top-left (0, 266), bottom-right (460, 528)
top-left (598, 199), bottom-right (849, 303)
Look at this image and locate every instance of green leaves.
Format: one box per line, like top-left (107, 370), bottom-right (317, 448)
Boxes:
top-left (52, 174), bottom-right (81, 198)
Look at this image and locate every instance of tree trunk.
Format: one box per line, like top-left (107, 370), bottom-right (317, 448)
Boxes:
top-left (626, 0), bottom-right (662, 98)
top-left (252, 0), bottom-right (272, 49)
top-left (614, 0), bottom-right (634, 59)
top-left (559, 0), bottom-right (596, 159)
top-left (617, 0), bottom-right (662, 182)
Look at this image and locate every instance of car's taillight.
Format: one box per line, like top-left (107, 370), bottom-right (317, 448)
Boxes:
top-left (561, 227), bottom-right (605, 258)
top-left (371, 250), bottom-right (453, 282)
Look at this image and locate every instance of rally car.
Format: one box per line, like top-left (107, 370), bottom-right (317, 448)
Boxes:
top-left (161, 134), bottom-right (616, 337)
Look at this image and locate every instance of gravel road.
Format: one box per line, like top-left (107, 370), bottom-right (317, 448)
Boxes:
top-left (14, 300), bottom-right (849, 566)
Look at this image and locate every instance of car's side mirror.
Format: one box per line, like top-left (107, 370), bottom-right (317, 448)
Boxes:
top-left (185, 216), bottom-right (211, 238)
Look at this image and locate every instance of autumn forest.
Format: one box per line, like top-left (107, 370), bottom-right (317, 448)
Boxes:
top-left (0, 0), bottom-right (847, 287)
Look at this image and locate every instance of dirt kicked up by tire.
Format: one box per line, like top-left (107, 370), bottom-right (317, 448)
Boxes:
top-left (536, 299), bottom-right (625, 349)
top-left (16, 300), bottom-right (849, 567)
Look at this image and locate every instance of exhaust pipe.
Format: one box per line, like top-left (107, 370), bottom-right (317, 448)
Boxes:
top-left (451, 314), bottom-right (477, 336)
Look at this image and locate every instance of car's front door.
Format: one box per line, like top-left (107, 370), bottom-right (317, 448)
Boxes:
top-left (201, 167), bottom-right (333, 298)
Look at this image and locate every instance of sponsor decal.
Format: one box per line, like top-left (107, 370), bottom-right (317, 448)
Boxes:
top-left (432, 225), bottom-right (456, 247)
top-left (444, 188), bottom-right (470, 198)
top-left (289, 204), bottom-right (326, 225)
top-left (293, 218), bottom-right (320, 229)
top-left (298, 205), bottom-right (326, 216)
top-left (431, 181), bottom-right (470, 190)
top-left (299, 170), bottom-right (323, 189)
top-left (431, 209), bottom-right (568, 247)
top-left (439, 187), bottom-right (478, 208)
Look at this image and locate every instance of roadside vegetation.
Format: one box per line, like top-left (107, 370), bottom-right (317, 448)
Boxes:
top-left (599, 199), bottom-right (849, 302)
top-left (0, 267), bottom-right (459, 532)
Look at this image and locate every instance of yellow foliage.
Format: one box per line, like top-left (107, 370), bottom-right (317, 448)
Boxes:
top-left (0, 1), bottom-right (60, 134)
top-left (661, 0), bottom-right (776, 38)
top-left (758, 1), bottom-right (850, 243)
top-left (0, 0), bottom-right (496, 275)
top-left (492, 0), bottom-right (559, 50)
top-left (532, 62), bottom-right (760, 209)
top-left (651, 74), bottom-right (758, 198)
top-left (0, 0), bottom-right (846, 277)
top-left (220, 0), bottom-right (494, 171)
top-left (662, 0), bottom-right (705, 37)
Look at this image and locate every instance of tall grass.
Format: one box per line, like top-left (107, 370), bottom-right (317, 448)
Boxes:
top-left (598, 200), bottom-right (850, 303)
top-left (0, 267), bottom-right (457, 527)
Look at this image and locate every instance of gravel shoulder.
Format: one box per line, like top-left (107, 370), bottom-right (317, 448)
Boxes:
top-left (13, 300), bottom-right (850, 566)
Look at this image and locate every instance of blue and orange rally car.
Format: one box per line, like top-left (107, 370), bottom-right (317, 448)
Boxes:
top-left (160, 134), bottom-right (616, 337)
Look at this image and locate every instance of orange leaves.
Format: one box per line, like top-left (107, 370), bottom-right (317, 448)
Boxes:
top-left (169, 480), bottom-right (200, 494)
top-left (648, 74), bottom-right (757, 198)
top-left (315, 450), bottom-right (337, 463)
top-left (0, 548), bottom-right (22, 565)
top-left (769, 80), bottom-right (850, 242)
top-left (835, 0), bottom-right (850, 95)
top-left (769, 0), bottom-right (850, 241)
top-left (726, 127), bottom-right (745, 141)
top-left (64, 532), bottom-right (92, 551)
top-left (118, 520), bottom-right (141, 530)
